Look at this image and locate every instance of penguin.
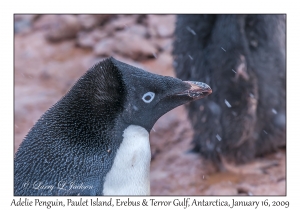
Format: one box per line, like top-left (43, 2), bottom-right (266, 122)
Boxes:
top-left (14, 57), bottom-right (212, 196)
top-left (173, 15), bottom-right (286, 167)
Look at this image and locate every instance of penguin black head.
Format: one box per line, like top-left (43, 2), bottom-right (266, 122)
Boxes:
top-left (108, 57), bottom-right (212, 132)
top-left (14, 57), bottom-right (212, 196)
top-left (68, 57), bottom-right (212, 132)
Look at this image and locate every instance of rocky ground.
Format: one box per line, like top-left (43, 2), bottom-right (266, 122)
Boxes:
top-left (14, 14), bottom-right (286, 195)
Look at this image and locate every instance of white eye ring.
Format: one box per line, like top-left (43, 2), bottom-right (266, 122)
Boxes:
top-left (142, 92), bottom-right (155, 103)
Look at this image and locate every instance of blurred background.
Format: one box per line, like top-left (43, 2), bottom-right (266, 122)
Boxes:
top-left (14, 14), bottom-right (285, 195)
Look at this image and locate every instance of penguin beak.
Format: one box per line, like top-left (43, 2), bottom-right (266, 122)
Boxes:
top-left (176, 81), bottom-right (212, 100)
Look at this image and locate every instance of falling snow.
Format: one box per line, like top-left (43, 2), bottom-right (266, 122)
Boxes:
top-left (186, 26), bottom-right (196, 35)
top-left (263, 130), bottom-right (268, 134)
top-left (216, 134), bottom-right (222, 141)
top-left (188, 55), bottom-right (193, 60)
top-left (133, 105), bottom-right (139, 111)
top-left (232, 69), bottom-right (237, 73)
top-left (272, 109), bottom-right (277, 114)
top-left (221, 47), bottom-right (226, 52)
top-left (224, 99), bottom-right (232, 108)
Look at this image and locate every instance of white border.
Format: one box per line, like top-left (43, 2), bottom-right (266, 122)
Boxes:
top-left (2, 0), bottom-right (299, 208)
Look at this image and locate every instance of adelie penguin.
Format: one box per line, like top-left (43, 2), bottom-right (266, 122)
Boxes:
top-left (173, 15), bottom-right (286, 169)
top-left (14, 57), bottom-right (212, 196)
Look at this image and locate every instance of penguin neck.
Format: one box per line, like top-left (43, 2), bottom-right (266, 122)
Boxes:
top-left (103, 125), bottom-right (151, 195)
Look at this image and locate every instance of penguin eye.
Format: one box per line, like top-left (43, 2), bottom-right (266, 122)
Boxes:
top-left (142, 92), bottom-right (155, 103)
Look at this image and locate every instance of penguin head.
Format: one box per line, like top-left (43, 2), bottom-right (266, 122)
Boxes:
top-left (69, 57), bottom-right (211, 133)
top-left (109, 57), bottom-right (212, 132)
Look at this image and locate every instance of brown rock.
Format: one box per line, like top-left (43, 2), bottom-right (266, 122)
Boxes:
top-left (77, 31), bottom-right (96, 48)
top-left (94, 32), bottom-right (157, 60)
top-left (147, 15), bottom-right (176, 38)
top-left (105, 15), bottom-right (138, 32)
top-left (249, 181), bottom-right (286, 195)
top-left (114, 31), bottom-right (157, 60)
top-left (33, 15), bottom-right (58, 30)
top-left (151, 38), bottom-right (173, 53)
top-left (77, 28), bottom-right (109, 48)
top-left (45, 15), bottom-right (81, 42)
top-left (124, 25), bottom-right (148, 37)
top-left (77, 14), bottom-right (112, 30)
top-left (204, 182), bottom-right (238, 195)
top-left (93, 37), bottom-right (115, 56)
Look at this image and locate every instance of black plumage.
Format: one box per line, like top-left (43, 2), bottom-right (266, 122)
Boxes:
top-left (173, 15), bottom-right (286, 165)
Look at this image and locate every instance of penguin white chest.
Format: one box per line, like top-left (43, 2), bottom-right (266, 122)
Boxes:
top-left (103, 125), bottom-right (151, 195)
